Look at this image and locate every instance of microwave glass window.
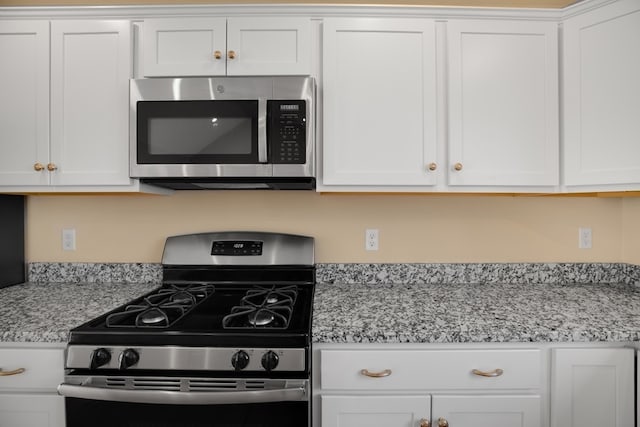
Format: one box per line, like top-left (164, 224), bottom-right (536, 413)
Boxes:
top-left (137, 100), bottom-right (259, 164)
top-left (148, 117), bottom-right (252, 155)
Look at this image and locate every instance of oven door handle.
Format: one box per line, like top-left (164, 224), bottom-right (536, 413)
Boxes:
top-left (57, 383), bottom-right (306, 405)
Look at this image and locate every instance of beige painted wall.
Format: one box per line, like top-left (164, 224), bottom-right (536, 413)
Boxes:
top-left (27, 192), bottom-right (624, 263)
top-left (622, 198), bottom-right (640, 265)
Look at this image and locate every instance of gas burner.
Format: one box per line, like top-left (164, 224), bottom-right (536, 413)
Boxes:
top-left (222, 285), bottom-right (298, 329)
top-left (105, 283), bottom-right (215, 328)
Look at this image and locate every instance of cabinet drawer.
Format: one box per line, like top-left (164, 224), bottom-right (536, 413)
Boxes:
top-left (320, 349), bottom-right (541, 390)
top-left (0, 348), bottom-right (65, 391)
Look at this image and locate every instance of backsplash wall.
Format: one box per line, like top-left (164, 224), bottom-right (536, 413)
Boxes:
top-left (26, 192), bottom-right (635, 264)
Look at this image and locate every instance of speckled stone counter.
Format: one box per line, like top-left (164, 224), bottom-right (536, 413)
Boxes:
top-left (0, 282), bottom-right (158, 343)
top-left (313, 262), bottom-right (640, 344)
top-left (3, 262), bottom-right (640, 344)
top-left (312, 281), bottom-right (640, 344)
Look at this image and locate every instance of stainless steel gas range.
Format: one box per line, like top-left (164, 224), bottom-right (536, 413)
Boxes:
top-left (58, 231), bottom-right (315, 427)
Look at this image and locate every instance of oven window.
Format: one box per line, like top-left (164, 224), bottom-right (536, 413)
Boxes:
top-left (66, 398), bottom-right (308, 427)
top-left (137, 100), bottom-right (258, 164)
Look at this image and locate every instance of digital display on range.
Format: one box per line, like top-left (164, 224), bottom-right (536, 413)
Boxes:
top-left (211, 241), bottom-right (263, 256)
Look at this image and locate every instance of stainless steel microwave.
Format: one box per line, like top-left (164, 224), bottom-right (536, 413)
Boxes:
top-left (130, 76), bottom-right (315, 190)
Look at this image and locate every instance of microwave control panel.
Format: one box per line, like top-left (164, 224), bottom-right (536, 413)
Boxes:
top-left (268, 100), bottom-right (306, 164)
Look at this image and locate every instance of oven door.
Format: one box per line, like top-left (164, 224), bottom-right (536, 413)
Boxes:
top-left (59, 376), bottom-right (309, 427)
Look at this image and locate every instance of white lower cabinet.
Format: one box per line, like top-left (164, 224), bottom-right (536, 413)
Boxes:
top-left (316, 344), bottom-right (636, 427)
top-left (0, 344), bottom-right (66, 427)
top-left (315, 346), bottom-right (543, 427)
top-left (432, 395), bottom-right (540, 427)
top-left (322, 395), bottom-right (431, 427)
top-left (322, 394), bottom-right (540, 427)
top-left (0, 394), bottom-right (65, 427)
top-left (550, 348), bottom-right (634, 427)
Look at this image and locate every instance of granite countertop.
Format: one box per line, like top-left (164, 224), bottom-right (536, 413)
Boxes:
top-left (0, 282), bottom-right (158, 343)
top-left (312, 282), bottom-right (640, 344)
top-left (2, 262), bottom-right (640, 345)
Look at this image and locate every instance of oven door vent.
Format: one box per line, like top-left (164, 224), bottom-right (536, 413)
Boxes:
top-left (96, 377), bottom-right (274, 393)
top-left (132, 378), bottom-right (182, 391)
top-left (188, 380), bottom-right (267, 392)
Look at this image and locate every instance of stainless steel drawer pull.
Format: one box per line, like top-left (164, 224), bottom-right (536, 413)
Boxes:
top-left (0, 367), bottom-right (26, 376)
top-left (471, 368), bottom-right (504, 377)
top-left (360, 368), bottom-right (392, 378)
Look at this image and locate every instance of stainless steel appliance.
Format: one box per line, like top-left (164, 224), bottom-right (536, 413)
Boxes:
top-left (58, 231), bottom-right (315, 427)
top-left (130, 77), bottom-right (316, 190)
top-left (0, 195), bottom-right (25, 289)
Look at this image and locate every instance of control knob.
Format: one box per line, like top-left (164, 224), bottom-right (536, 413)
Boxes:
top-left (231, 350), bottom-right (250, 371)
top-left (90, 348), bottom-right (111, 369)
top-left (119, 348), bottom-right (140, 370)
top-left (261, 350), bottom-right (279, 372)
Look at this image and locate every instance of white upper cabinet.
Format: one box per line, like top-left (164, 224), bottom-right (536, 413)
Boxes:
top-left (321, 18), bottom-right (438, 187)
top-left (50, 20), bottom-right (132, 186)
top-left (0, 21), bottom-right (50, 187)
top-left (320, 17), bottom-right (559, 192)
top-left (562, 0), bottom-right (640, 190)
top-left (447, 20), bottom-right (559, 188)
top-left (0, 19), bottom-right (152, 192)
top-left (142, 17), bottom-right (311, 77)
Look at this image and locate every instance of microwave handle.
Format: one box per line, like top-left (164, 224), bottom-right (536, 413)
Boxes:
top-left (258, 98), bottom-right (268, 163)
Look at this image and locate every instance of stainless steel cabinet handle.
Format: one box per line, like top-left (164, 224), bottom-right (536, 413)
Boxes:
top-left (0, 368), bottom-right (26, 376)
top-left (471, 368), bottom-right (504, 377)
top-left (438, 417), bottom-right (449, 427)
top-left (360, 368), bottom-right (392, 378)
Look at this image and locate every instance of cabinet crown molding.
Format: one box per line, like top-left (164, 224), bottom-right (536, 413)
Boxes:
top-left (0, 2), bottom-right (570, 20)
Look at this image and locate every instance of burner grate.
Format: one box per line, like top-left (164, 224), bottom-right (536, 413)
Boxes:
top-left (222, 285), bottom-right (298, 329)
top-left (105, 283), bottom-right (214, 328)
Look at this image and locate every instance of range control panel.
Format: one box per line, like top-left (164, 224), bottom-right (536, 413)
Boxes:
top-left (211, 240), bottom-right (263, 256)
top-left (268, 100), bottom-right (307, 164)
top-left (66, 345), bottom-right (306, 372)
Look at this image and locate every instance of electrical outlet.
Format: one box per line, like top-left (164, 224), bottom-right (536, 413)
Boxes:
top-left (578, 227), bottom-right (592, 249)
top-left (365, 229), bottom-right (379, 251)
top-left (62, 228), bottom-right (76, 251)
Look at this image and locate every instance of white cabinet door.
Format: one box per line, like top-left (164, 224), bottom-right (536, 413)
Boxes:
top-left (0, 394), bottom-right (65, 427)
top-left (0, 21), bottom-right (50, 186)
top-left (143, 17), bottom-right (311, 77)
top-left (322, 395), bottom-right (431, 427)
top-left (226, 18), bottom-right (311, 76)
top-left (432, 395), bottom-right (541, 427)
top-left (143, 18), bottom-right (227, 76)
top-left (563, 0), bottom-right (640, 188)
top-left (322, 18), bottom-right (438, 187)
top-left (50, 20), bottom-right (132, 186)
top-left (447, 20), bottom-right (558, 187)
top-left (551, 348), bottom-right (634, 427)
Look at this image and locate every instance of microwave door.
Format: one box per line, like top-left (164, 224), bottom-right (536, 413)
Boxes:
top-left (133, 99), bottom-right (270, 177)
